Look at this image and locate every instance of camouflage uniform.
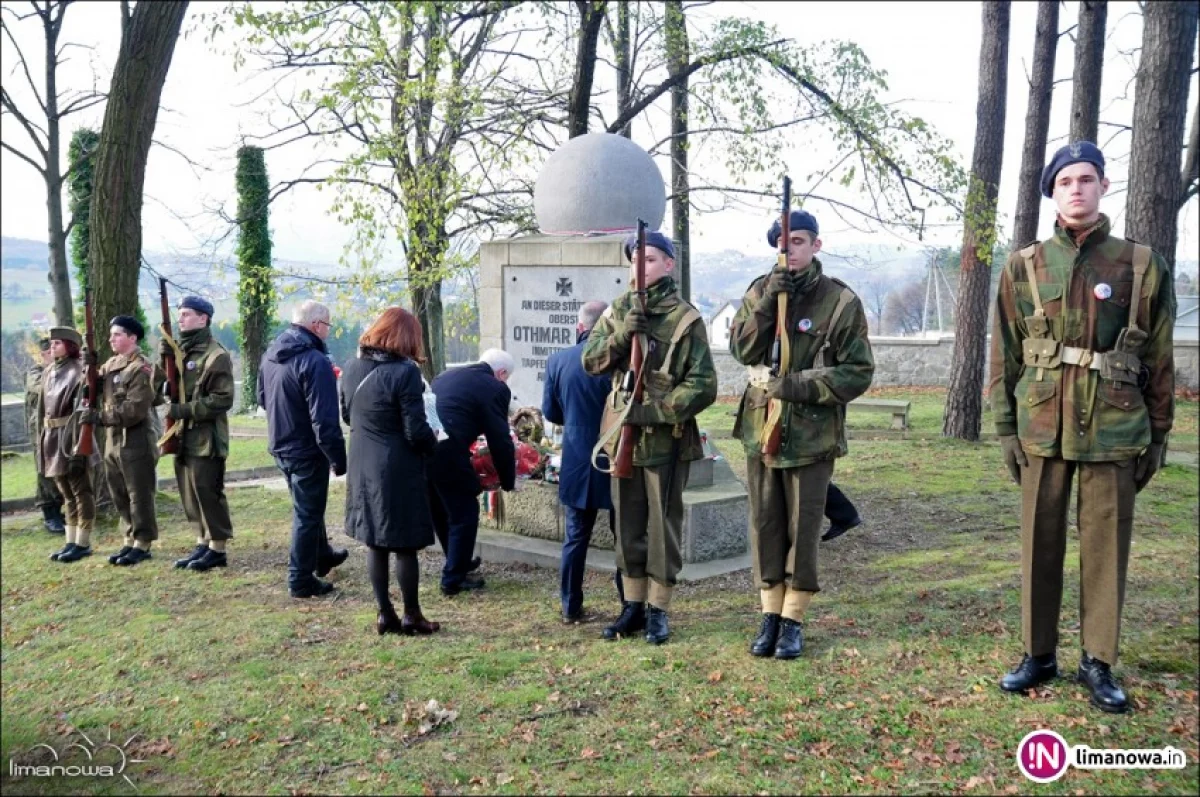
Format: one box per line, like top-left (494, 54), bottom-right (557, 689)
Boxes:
top-left (97, 351), bottom-right (165, 543)
top-left (989, 214), bottom-right (1175, 667)
top-left (730, 259), bottom-right (874, 599)
top-left (172, 327), bottom-right (236, 542)
top-left (24, 362), bottom-right (64, 519)
top-left (582, 275), bottom-right (718, 607)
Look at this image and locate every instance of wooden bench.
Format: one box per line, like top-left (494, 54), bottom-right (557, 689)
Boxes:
top-left (848, 397), bottom-right (911, 430)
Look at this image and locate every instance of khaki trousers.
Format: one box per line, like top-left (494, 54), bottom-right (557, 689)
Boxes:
top-left (106, 447), bottom-right (159, 543)
top-left (746, 455), bottom-right (834, 592)
top-left (175, 456), bottom-right (234, 542)
top-left (613, 461), bottom-right (691, 587)
top-left (1021, 454), bottom-right (1136, 666)
top-left (53, 469), bottom-right (95, 531)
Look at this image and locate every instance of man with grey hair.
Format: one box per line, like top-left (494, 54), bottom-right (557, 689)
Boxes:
top-left (259, 300), bottom-right (348, 598)
top-left (543, 300), bottom-right (620, 623)
top-left (429, 347), bottom-right (519, 595)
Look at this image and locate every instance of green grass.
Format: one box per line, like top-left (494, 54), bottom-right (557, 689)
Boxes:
top-left (1, 420), bottom-right (1197, 794)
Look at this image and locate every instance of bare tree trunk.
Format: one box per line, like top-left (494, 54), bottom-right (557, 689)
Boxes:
top-left (567, 1), bottom-right (606, 139)
top-left (614, 1), bottom-right (632, 138)
top-left (944, 0), bottom-right (1010, 442)
top-left (1183, 98), bottom-right (1200, 210)
top-left (1125, 1), bottom-right (1198, 277)
top-left (408, 219), bottom-right (449, 380)
top-left (42, 9), bottom-right (73, 327)
top-left (1069, 0), bottom-right (1106, 143)
top-left (665, 0), bottom-right (689, 300)
top-left (1012, 0), bottom-right (1059, 249)
top-left (89, 0), bottom-right (189, 361)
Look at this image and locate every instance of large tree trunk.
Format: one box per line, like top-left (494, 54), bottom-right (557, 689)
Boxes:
top-left (89, 0), bottom-right (188, 361)
top-left (235, 145), bottom-right (275, 411)
top-left (567, 1), bottom-right (606, 139)
top-left (614, 1), bottom-right (632, 138)
top-left (408, 220), bottom-right (448, 380)
top-left (1011, 0), bottom-right (1059, 250)
top-left (665, 0), bottom-right (689, 300)
top-left (944, 0), bottom-right (1010, 442)
top-left (42, 8), bottom-right (72, 327)
top-left (1183, 99), bottom-right (1199, 210)
top-left (1069, 0), bottom-right (1106, 143)
top-left (1125, 2), bottom-right (1198, 277)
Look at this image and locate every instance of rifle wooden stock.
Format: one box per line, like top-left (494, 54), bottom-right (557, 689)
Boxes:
top-left (77, 292), bottom-right (97, 457)
top-left (159, 278), bottom-right (181, 456)
top-left (761, 177), bottom-right (791, 457)
top-left (612, 220), bottom-right (648, 479)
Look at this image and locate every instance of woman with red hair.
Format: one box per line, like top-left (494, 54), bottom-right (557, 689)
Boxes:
top-left (40, 326), bottom-right (100, 563)
top-left (340, 307), bottom-right (441, 635)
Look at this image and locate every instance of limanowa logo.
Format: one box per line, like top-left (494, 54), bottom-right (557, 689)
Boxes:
top-left (1017, 729), bottom-right (1187, 784)
top-left (7, 727), bottom-right (145, 790)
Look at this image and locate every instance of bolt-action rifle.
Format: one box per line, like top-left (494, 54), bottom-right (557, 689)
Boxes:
top-left (612, 219), bottom-right (648, 480)
top-left (761, 176), bottom-right (791, 457)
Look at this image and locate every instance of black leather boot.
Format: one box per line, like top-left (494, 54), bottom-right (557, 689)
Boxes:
top-left (50, 542), bottom-right (76, 561)
top-left (602, 601), bottom-right (646, 640)
top-left (774, 618), bottom-right (804, 660)
top-left (187, 549), bottom-right (227, 572)
top-left (999, 653), bottom-right (1058, 693)
top-left (175, 544), bottom-right (209, 569)
top-left (57, 544), bottom-right (92, 563)
top-left (1077, 653), bottom-right (1128, 713)
top-left (644, 606), bottom-right (670, 645)
top-left (750, 613), bottom-right (781, 657)
top-left (316, 548), bottom-right (349, 578)
top-left (115, 548), bottom-right (152, 567)
top-left (108, 546), bottom-right (134, 564)
top-left (42, 505), bottom-right (65, 534)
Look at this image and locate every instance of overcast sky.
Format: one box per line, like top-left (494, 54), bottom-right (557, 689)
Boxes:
top-left (1, 1), bottom-right (1196, 267)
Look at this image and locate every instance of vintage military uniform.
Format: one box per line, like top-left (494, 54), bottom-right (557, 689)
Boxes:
top-left (40, 327), bottom-right (101, 562)
top-left (990, 212), bottom-right (1175, 697)
top-left (730, 250), bottom-right (874, 658)
top-left (167, 318), bottom-right (236, 569)
top-left (24, 343), bottom-right (65, 532)
top-left (95, 340), bottom-right (165, 563)
top-left (583, 240), bottom-right (718, 643)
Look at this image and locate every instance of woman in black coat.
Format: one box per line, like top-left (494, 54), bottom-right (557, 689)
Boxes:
top-left (341, 307), bottom-right (440, 635)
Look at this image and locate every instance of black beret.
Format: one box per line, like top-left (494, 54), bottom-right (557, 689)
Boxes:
top-left (178, 295), bottom-right (215, 318)
top-left (110, 314), bottom-right (145, 339)
top-left (1041, 140), bottom-right (1105, 198)
top-left (623, 230), bottom-right (677, 261)
top-left (767, 210), bottom-right (820, 248)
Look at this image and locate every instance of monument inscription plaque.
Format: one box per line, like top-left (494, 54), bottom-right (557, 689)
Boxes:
top-left (502, 264), bottom-right (627, 408)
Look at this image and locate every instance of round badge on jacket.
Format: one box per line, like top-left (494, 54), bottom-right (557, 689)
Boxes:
top-left (186, 361), bottom-right (197, 370)
top-left (1093, 283), bottom-right (1112, 300)
top-left (798, 318), bottom-right (813, 332)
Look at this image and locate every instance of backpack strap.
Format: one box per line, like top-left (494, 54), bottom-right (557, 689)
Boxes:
top-left (1019, 243), bottom-right (1045, 318)
top-left (1128, 243), bottom-right (1151, 331)
top-left (811, 288), bottom-right (855, 369)
top-left (654, 307), bottom-right (702, 376)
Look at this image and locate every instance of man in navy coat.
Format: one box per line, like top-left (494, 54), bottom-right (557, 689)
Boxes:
top-left (543, 301), bottom-right (619, 623)
top-left (430, 349), bottom-right (517, 595)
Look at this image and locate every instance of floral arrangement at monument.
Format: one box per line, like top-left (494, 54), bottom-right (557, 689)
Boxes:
top-left (470, 430), bottom-right (543, 492)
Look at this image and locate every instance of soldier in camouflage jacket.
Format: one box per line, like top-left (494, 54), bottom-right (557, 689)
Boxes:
top-left (582, 230), bottom-right (717, 645)
top-left (729, 210), bottom-right (874, 661)
top-left (989, 141), bottom-right (1176, 714)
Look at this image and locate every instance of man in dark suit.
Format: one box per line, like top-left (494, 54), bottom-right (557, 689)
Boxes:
top-left (542, 301), bottom-right (621, 623)
top-left (430, 349), bottom-right (518, 595)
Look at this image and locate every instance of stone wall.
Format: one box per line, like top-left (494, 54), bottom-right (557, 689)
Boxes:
top-left (713, 336), bottom-right (1200, 396)
top-left (1, 400), bottom-right (27, 449)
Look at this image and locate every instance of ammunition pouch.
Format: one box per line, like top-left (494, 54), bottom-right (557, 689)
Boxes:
top-left (1022, 337), bottom-right (1062, 369)
top-left (1099, 349), bottom-right (1142, 386)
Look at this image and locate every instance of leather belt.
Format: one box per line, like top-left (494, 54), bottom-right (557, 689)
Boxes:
top-left (44, 415), bottom-right (72, 429)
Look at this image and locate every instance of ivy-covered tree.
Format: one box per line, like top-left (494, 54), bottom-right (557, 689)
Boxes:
top-left (67, 127), bottom-right (100, 318)
top-left (235, 144), bottom-right (275, 411)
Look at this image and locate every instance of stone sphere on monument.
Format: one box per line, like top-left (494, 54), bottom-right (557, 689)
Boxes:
top-left (533, 133), bottom-right (666, 234)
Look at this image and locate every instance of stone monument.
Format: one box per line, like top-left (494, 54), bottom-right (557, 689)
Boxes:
top-left (476, 133), bottom-right (749, 577)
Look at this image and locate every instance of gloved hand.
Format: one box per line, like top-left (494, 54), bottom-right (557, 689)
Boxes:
top-left (626, 401), bottom-right (666, 426)
top-left (81, 346), bottom-right (99, 367)
top-left (166, 402), bottom-right (192, 421)
top-left (158, 337), bottom-right (173, 360)
top-left (1000, 435), bottom-right (1027, 485)
top-left (78, 407), bottom-right (100, 427)
top-left (613, 305), bottom-right (649, 350)
top-left (765, 375), bottom-right (817, 404)
top-left (755, 269), bottom-right (793, 314)
top-left (1133, 442), bottom-right (1164, 492)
